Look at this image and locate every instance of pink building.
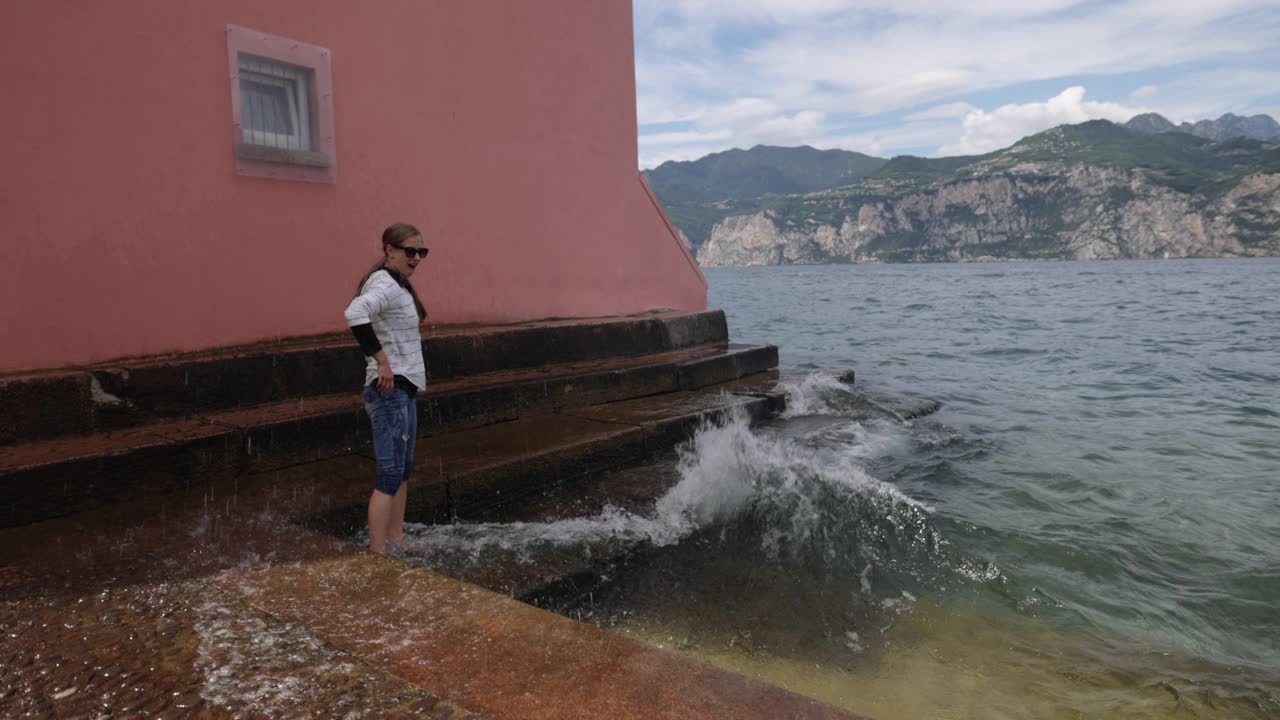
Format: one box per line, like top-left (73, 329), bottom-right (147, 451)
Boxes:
top-left (0, 1), bottom-right (704, 374)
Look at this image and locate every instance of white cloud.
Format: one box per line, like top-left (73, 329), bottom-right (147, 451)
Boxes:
top-left (636, 0), bottom-right (1279, 113)
top-left (633, 0), bottom-right (1280, 165)
top-left (1129, 85), bottom-right (1159, 101)
top-left (696, 97), bottom-right (783, 128)
top-left (1141, 69), bottom-right (1280, 123)
top-left (937, 86), bottom-right (1145, 155)
top-left (639, 97), bottom-right (827, 168)
top-left (738, 3), bottom-right (1279, 116)
top-left (645, 0), bottom-right (1088, 22)
top-left (905, 101), bottom-right (981, 122)
top-left (816, 121), bottom-right (962, 157)
top-left (689, 97), bottom-right (826, 145)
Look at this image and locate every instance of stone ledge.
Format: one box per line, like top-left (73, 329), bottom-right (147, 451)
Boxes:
top-left (0, 310), bottom-right (730, 445)
top-left (0, 367), bottom-right (866, 720)
top-left (217, 554), bottom-right (866, 720)
top-left (1, 343), bottom-right (776, 528)
top-left (677, 343), bottom-right (779, 390)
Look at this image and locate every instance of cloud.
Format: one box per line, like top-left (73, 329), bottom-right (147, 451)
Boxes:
top-left (1139, 69), bottom-right (1280, 123)
top-left (906, 102), bottom-right (981, 122)
top-left (645, 0), bottom-right (1087, 22)
top-left (639, 97), bottom-right (827, 168)
top-left (937, 86), bottom-right (1144, 155)
top-left (816, 120), bottom-right (962, 157)
top-left (1129, 85), bottom-right (1159, 101)
top-left (633, 1), bottom-right (1280, 165)
top-left (636, 0), bottom-right (1280, 115)
top-left (740, 3), bottom-right (1279, 115)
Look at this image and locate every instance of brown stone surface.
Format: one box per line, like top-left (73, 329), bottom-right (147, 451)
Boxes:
top-left (564, 387), bottom-right (773, 454)
top-left (0, 393), bottom-right (866, 719)
top-left (0, 314), bottom-right (858, 720)
top-left (0, 342), bottom-right (775, 527)
top-left (0, 309), bottom-right (731, 445)
top-left (677, 343), bottom-right (780, 390)
top-left (0, 373), bottom-right (92, 445)
top-left (435, 415), bottom-right (645, 519)
top-left (705, 367), bottom-right (788, 412)
top-left (0, 421), bottom-right (240, 528)
top-left (0, 576), bottom-right (489, 719)
top-left (219, 555), bottom-right (862, 720)
top-left (437, 456), bottom-right (684, 598)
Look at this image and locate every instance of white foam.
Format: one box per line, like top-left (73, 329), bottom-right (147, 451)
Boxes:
top-left (399, 404), bottom-right (931, 576)
top-left (193, 594), bottom-right (351, 715)
top-left (779, 372), bottom-right (858, 418)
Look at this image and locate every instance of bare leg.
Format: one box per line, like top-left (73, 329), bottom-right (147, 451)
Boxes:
top-left (368, 489), bottom-right (395, 554)
top-left (387, 479), bottom-right (409, 549)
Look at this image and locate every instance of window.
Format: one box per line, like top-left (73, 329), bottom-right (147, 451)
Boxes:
top-left (238, 55), bottom-right (312, 150)
top-left (226, 25), bottom-right (336, 183)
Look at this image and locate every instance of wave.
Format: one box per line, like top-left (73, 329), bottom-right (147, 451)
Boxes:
top-left (396, 373), bottom-right (984, 611)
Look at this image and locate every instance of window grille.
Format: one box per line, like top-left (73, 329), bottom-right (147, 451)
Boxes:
top-left (226, 24), bottom-right (335, 182)
top-left (238, 54), bottom-right (312, 151)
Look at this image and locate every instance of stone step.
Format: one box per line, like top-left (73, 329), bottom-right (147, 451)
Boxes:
top-left (0, 374), bottom-right (787, 586)
top-left (0, 369), bottom-right (846, 720)
top-left (418, 454), bottom-right (685, 600)
top-left (306, 383), bottom-right (780, 534)
top-left (0, 310), bottom-right (729, 445)
top-left (0, 346), bottom-right (779, 528)
top-left (215, 553), bottom-right (864, 720)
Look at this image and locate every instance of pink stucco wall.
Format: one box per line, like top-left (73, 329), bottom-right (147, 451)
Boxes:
top-left (0, 1), bottom-right (705, 373)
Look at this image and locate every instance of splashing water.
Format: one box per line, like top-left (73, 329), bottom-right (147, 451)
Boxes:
top-left (388, 362), bottom-right (1279, 718)
top-left (382, 372), bottom-right (1018, 685)
top-left (395, 375), bottom-right (967, 603)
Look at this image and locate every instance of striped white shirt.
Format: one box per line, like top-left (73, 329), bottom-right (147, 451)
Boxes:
top-left (344, 269), bottom-right (427, 391)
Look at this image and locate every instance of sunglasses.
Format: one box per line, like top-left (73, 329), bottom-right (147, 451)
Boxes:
top-left (396, 246), bottom-right (430, 259)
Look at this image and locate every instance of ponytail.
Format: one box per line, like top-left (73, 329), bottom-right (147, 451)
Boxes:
top-left (353, 223), bottom-right (427, 321)
top-left (353, 258), bottom-right (388, 298)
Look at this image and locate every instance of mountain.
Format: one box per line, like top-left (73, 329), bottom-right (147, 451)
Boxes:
top-left (643, 145), bottom-right (886, 251)
top-left (690, 120), bottom-right (1280, 265)
top-left (645, 144), bottom-right (887, 202)
top-left (1125, 112), bottom-right (1280, 142)
top-left (1124, 112), bottom-right (1178, 134)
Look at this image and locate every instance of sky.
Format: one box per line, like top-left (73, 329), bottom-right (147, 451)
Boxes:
top-left (632, 0), bottom-right (1280, 169)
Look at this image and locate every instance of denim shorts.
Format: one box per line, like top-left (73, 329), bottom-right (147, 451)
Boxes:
top-left (362, 386), bottom-right (418, 496)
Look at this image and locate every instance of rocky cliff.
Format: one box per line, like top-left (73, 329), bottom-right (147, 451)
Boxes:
top-left (696, 166), bottom-right (1280, 265)
top-left (689, 120), bottom-right (1280, 266)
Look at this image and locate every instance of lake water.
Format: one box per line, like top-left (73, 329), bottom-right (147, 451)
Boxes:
top-left (407, 258), bottom-right (1280, 718)
top-left (703, 259), bottom-right (1280, 717)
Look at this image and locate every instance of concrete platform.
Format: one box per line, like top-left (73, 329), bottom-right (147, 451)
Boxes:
top-left (0, 310), bottom-right (730, 445)
top-left (0, 377), bottom-right (867, 718)
top-left (1, 341), bottom-right (777, 527)
top-left (220, 554), bottom-right (859, 720)
top-left (0, 313), bottom-right (871, 719)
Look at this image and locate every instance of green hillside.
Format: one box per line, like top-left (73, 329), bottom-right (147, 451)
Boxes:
top-left (823, 120), bottom-right (1280, 199)
top-left (643, 145), bottom-right (887, 248)
top-left (644, 145), bottom-right (886, 203)
top-left (652, 121), bottom-right (1280, 254)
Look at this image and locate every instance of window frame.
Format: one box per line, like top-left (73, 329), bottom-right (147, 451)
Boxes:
top-left (226, 25), bottom-right (336, 183)
top-left (238, 57), bottom-right (312, 150)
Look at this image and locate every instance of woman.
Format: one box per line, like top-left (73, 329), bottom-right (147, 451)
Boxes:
top-left (344, 223), bottom-right (430, 554)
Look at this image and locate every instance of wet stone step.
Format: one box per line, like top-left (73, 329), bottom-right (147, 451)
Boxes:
top-left (307, 385), bottom-right (777, 536)
top-left (0, 578), bottom-right (489, 719)
top-left (216, 553), bottom-right (863, 720)
top-left (0, 309), bottom-right (730, 445)
top-left (0, 344), bottom-right (779, 528)
top-left (395, 455), bottom-right (684, 599)
top-left (677, 343), bottom-right (779, 390)
top-left (0, 364), bottom-right (873, 720)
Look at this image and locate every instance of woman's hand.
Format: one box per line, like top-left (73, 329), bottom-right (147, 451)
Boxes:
top-left (374, 352), bottom-right (394, 393)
